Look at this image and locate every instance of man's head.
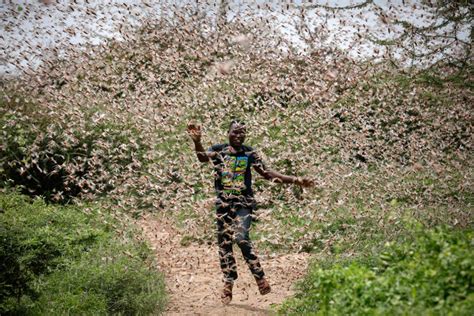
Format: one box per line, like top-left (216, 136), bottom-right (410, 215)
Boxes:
top-left (228, 119), bottom-right (246, 148)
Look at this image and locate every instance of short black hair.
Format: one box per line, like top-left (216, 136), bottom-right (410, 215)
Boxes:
top-left (228, 119), bottom-right (246, 132)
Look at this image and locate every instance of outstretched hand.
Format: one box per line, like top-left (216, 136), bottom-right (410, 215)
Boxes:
top-left (295, 177), bottom-right (315, 188)
top-left (187, 122), bottom-right (202, 142)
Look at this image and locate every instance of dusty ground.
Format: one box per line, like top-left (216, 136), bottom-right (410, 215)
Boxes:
top-left (139, 214), bottom-right (311, 315)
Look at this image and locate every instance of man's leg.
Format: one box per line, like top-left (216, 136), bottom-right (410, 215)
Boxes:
top-left (233, 208), bottom-right (271, 294)
top-left (216, 208), bottom-right (238, 304)
top-left (217, 210), bottom-right (238, 282)
top-left (233, 208), bottom-right (266, 281)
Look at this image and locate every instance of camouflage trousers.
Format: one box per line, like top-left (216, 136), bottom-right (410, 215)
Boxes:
top-left (216, 206), bottom-right (265, 282)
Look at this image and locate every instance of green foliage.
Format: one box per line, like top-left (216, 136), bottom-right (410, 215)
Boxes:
top-left (0, 191), bottom-right (166, 315)
top-left (0, 92), bottom-right (150, 203)
top-left (328, 73), bottom-right (472, 165)
top-left (279, 225), bottom-right (474, 315)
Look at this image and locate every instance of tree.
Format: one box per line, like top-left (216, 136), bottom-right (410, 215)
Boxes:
top-left (293, 0), bottom-right (472, 70)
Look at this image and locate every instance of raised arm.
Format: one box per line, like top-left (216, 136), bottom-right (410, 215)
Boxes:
top-left (253, 163), bottom-right (314, 187)
top-left (187, 122), bottom-right (210, 163)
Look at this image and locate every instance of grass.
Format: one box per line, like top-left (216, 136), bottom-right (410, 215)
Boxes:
top-left (0, 191), bottom-right (167, 315)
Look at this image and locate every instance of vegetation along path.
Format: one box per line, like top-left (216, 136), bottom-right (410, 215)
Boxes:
top-left (140, 214), bottom-right (310, 315)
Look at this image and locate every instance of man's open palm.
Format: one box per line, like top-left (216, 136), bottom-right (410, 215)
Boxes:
top-left (187, 123), bottom-right (202, 142)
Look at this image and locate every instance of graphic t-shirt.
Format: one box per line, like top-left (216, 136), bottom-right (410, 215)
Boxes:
top-left (207, 143), bottom-right (265, 207)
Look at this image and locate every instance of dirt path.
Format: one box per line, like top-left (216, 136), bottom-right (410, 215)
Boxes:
top-left (139, 214), bottom-right (311, 315)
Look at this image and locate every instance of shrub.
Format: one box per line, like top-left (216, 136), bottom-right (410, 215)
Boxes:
top-left (0, 91), bottom-right (149, 203)
top-left (0, 191), bottom-right (166, 315)
top-left (279, 225), bottom-right (474, 315)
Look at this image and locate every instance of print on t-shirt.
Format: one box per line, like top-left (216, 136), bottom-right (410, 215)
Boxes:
top-left (221, 156), bottom-right (248, 194)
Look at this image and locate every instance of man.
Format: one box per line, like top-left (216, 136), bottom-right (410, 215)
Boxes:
top-left (187, 120), bottom-right (313, 305)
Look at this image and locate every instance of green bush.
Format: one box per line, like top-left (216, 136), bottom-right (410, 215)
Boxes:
top-left (0, 191), bottom-right (166, 315)
top-left (0, 92), bottom-right (149, 203)
top-left (279, 225), bottom-right (474, 315)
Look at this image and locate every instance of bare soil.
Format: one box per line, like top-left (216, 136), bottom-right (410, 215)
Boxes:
top-left (139, 214), bottom-right (311, 315)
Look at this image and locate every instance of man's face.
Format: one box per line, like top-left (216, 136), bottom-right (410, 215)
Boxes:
top-left (228, 123), bottom-right (246, 148)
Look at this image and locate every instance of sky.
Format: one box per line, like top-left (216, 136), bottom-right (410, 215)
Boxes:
top-left (0, 1), bottom-right (470, 76)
